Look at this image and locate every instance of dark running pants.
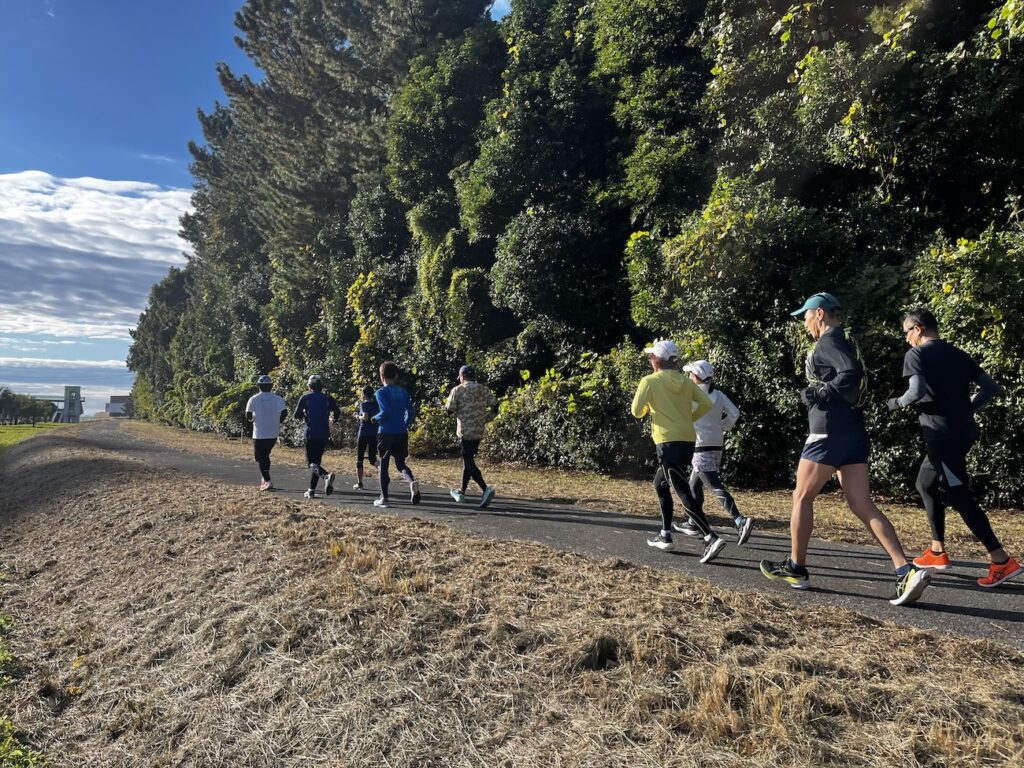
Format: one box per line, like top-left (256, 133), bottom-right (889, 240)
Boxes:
top-left (460, 439), bottom-right (486, 493)
top-left (356, 434), bottom-right (377, 469)
top-left (653, 442), bottom-right (713, 536)
top-left (305, 439), bottom-right (329, 490)
top-left (689, 470), bottom-right (743, 525)
top-left (916, 438), bottom-right (1001, 552)
top-left (253, 438), bottom-right (276, 482)
top-left (378, 433), bottom-right (414, 498)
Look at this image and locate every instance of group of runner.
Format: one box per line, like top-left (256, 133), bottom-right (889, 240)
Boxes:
top-left (243, 361), bottom-right (497, 510)
top-left (244, 291), bottom-right (1022, 605)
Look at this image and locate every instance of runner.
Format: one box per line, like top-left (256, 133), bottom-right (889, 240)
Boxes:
top-left (445, 365), bottom-right (498, 508)
top-left (760, 293), bottom-right (932, 605)
top-left (353, 385), bottom-right (379, 491)
top-left (293, 374), bottom-right (341, 499)
top-left (631, 338), bottom-right (726, 563)
top-left (371, 361), bottom-right (419, 509)
top-left (672, 360), bottom-right (754, 545)
top-left (244, 374), bottom-right (287, 491)
top-left (888, 308), bottom-right (1021, 587)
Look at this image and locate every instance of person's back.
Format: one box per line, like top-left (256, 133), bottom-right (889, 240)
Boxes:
top-left (448, 380), bottom-right (497, 441)
top-left (296, 390), bottom-right (336, 441)
top-left (375, 383), bottom-right (414, 435)
top-left (631, 368), bottom-right (704, 444)
top-left (246, 390), bottom-right (287, 440)
top-left (693, 388), bottom-right (739, 448)
top-left (905, 339), bottom-right (981, 441)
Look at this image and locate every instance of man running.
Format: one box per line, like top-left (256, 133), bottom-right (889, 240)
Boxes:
top-left (631, 338), bottom-right (726, 564)
top-left (445, 365), bottom-right (498, 508)
top-left (245, 374), bottom-right (287, 491)
top-left (372, 361), bottom-right (419, 508)
top-left (888, 308), bottom-right (1021, 587)
top-left (760, 293), bottom-right (931, 605)
top-left (293, 374), bottom-right (341, 499)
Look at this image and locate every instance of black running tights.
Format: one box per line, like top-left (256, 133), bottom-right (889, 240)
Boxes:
top-left (653, 442), bottom-right (712, 536)
top-left (916, 439), bottom-right (1001, 552)
top-left (689, 470), bottom-right (742, 524)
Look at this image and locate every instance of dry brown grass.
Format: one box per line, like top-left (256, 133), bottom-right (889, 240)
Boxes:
top-left (0, 426), bottom-right (1022, 767)
top-left (122, 420), bottom-right (1024, 562)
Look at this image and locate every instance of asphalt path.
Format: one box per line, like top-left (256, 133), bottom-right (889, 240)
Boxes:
top-left (81, 420), bottom-right (1024, 649)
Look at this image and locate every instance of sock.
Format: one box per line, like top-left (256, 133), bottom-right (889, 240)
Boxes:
top-left (788, 559), bottom-right (806, 573)
top-left (895, 564), bottom-right (912, 577)
top-left (993, 557), bottom-right (1009, 566)
top-left (931, 548), bottom-right (945, 555)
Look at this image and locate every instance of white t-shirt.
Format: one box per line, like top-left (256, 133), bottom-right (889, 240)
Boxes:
top-left (245, 392), bottom-right (287, 439)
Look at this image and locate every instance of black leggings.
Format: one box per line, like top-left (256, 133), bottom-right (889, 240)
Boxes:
top-left (460, 440), bottom-right (486, 493)
top-left (379, 433), bottom-right (413, 498)
top-left (253, 438), bottom-right (276, 481)
top-left (653, 442), bottom-right (713, 536)
top-left (689, 470), bottom-right (742, 524)
top-left (356, 435), bottom-right (377, 469)
top-left (916, 439), bottom-right (1001, 552)
top-left (305, 439), bottom-right (330, 490)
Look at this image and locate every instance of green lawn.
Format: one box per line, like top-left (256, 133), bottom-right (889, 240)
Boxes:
top-left (0, 423), bottom-right (69, 453)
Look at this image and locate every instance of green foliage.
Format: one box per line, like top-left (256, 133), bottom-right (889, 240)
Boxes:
top-left (408, 403), bottom-right (460, 457)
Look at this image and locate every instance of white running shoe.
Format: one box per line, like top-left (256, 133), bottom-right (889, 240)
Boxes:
top-left (736, 516), bottom-right (754, 546)
top-left (647, 532), bottom-right (674, 551)
top-left (353, 482), bottom-right (364, 491)
top-left (700, 535), bottom-right (726, 564)
top-left (450, 489), bottom-right (465, 503)
top-left (324, 473), bottom-right (335, 496)
top-left (373, 496), bottom-right (389, 508)
top-left (303, 489), bottom-right (315, 499)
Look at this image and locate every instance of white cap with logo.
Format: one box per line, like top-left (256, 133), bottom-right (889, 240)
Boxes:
top-left (683, 360), bottom-right (715, 381)
top-left (643, 338), bottom-right (679, 361)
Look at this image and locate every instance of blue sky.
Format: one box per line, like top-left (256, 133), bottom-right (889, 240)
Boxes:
top-left (0, 1), bottom-right (509, 414)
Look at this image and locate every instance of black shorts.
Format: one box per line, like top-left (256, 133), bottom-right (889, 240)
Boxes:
top-left (357, 434), bottom-right (378, 467)
top-left (305, 438), bottom-right (327, 467)
top-left (460, 439), bottom-right (481, 458)
top-left (378, 433), bottom-right (409, 462)
top-left (801, 432), bottom-right (870, 468)
top-left (655, 441), bottom-right (695, 468)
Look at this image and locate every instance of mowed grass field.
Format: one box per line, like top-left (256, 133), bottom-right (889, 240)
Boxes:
top-left (122, 420), bottom-right (1024, 563)
top-left (0, 423), bottom-right (71, 453)
top-left (0, 427), bottom-right (1022, 766)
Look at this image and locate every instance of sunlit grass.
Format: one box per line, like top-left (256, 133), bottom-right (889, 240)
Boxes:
top-left (0, 423), bottom-right (70, 453)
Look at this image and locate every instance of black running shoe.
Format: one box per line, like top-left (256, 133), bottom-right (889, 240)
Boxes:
top-left (736, 516), bottom-right (754, 546)
top-left (672, 518), bottom-right (701, 537)
top-left (646, 532), bottom-right (674, 551)
top-left (760, 559), bottom-right (810, 590)
top-left (700, 535), bottom-right (726, 564)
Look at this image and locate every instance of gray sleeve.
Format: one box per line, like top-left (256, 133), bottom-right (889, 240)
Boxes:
top-left (971, 372), bottom-right (1002, 413)
top-left (896, 374), bottom-right (927, 408)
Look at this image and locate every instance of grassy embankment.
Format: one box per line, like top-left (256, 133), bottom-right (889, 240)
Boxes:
top-left (0, 427), bottom-right (1021, 765)
top-left (0, 423), bottom-right (70, 454)
top-left (122, 420), bottom-right (1024, 562)
top-left (1, 608), bottom-right (44, 767)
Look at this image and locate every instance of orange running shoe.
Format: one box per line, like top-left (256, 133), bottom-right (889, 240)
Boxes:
top-left (913, 548), bottom-right (951, 570)
top-left (978, 557), bottom-right (1024, 588)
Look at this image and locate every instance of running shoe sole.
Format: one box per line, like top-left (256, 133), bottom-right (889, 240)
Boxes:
top-left (759, 561), bottom-right (810, 590)
top-left (325, 473), bottom-right (335, 496)
top-left (978, 564), bottom-right (1024, 588)
top-left (647, 538), bottom-right (674, 551)
top-left (373, 498), bottom-right (389, 508)
top-left (479, 488), bottom-right (495, 509)
top-left (700, 537), bottom-right (727, 564)
top-left (736, 517), bottom-right (753, 546)
top-left (889, 568), bottom-right (932, 606)
top-left (912, 560), bottom-right (951, 570)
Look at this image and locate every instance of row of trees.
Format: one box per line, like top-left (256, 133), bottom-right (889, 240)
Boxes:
top-left (0, 387), bottom-right (56, 425)
top-left (130, 0), bottom-right (1024, 504)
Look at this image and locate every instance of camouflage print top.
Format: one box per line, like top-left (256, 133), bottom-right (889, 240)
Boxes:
top-left (445, 381), bottom-right (498, 441)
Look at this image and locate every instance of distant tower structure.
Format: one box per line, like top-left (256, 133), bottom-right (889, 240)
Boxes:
top-left (58, 385), bottom-right (83, 423)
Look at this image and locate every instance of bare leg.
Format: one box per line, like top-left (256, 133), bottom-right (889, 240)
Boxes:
top-left (836, 463), bottom-right (908, 568)
top-left (791, 459), bottom-right (836, 565)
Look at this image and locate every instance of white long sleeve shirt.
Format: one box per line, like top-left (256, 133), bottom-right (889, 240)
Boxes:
top-left (693, 385), bottom-right (740, 448)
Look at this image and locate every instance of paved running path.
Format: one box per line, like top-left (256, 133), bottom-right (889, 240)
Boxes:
top-left (83, 420), bottom-right (1024, 649)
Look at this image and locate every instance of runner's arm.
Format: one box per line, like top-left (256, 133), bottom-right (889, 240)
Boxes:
top-left (691, 384), bottom-right (713, 421)
top-left (444, 388), bottom-right (457, 415)
top-left (329, 396), bottom-right (342, 423)
top-left (720, 392), bottom-right (740, 431)
top-left (971, 372), bottom-right (1002, 413)
top-left (372, 391), bottom-right (386, 423)
top-left (887, 374), bottom-right (926, 411)
top-left (630, 381), bottom-right (649, 419)
top-left (293, 395), bottom-right (307, 422)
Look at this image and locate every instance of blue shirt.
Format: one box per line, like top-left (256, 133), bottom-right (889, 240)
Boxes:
top-left (373, 384), bottom-right (414, 435)
top-left (356, 399), bottom-right (379, 439)
top-left (294, 391), bottom-right (340, 441)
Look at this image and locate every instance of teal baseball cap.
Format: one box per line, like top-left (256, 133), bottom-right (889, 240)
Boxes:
top-left (790, 292), bottom-right (841, 317)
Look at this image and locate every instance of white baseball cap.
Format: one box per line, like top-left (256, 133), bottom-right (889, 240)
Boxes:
top-left (643, 338), bottom-right (679, 361)
top-left (307, 374), bottom-right (322, 386)
top-left (683, 360), bottom-right (715, 381)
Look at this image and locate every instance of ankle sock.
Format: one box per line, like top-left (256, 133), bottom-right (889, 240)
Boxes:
top-left (895, 564), bottom-right (912, 577)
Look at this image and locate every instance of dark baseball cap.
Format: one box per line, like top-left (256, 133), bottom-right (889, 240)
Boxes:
top-left (790, 292), bottom-right (841, 317)
top-left (458, 365), bottom-right (474, 379)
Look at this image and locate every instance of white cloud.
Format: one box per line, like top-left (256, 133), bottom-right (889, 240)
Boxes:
top-left (0, 357), bottom-right (127, 369)
top-left (0, 170), bottom-right (192, 340)
top-left (139, 154), bottom-right (178, 164)
top-left (490, 0), bottom-right (511, 19)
